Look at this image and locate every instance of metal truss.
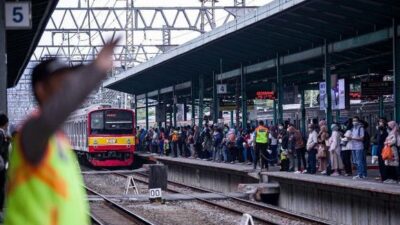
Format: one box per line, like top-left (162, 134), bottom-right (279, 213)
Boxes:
top-left (7, 0), bottom-right (263, 124)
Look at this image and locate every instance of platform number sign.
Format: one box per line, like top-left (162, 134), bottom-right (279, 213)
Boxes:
top-left (149, 188), bottom-right (162, 199)
top-left (217, 84), bottom-right (227, 94)
top-left (5, 2), bottom-right (32, 29)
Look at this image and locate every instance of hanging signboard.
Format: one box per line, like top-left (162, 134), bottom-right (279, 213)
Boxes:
top-left (5, 2), bottom-right (32, 29)
top-left (255, 91), bottom-right (275, 100)
top-left (217, 84), bottom-right (227, 94)
top-left (361, 81), bottom-right (393, 97)
top-left (319, 78), bottom-right (347, 110)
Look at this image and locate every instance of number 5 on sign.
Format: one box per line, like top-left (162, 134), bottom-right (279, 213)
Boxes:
top-left (5, 2), bottom-right (32, 29)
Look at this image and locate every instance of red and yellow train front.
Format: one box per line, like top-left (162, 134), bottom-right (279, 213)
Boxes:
top-left (87, 109), bottom-right (135, 167)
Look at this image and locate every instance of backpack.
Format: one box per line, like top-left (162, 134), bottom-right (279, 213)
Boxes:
top-left (357, 127), bottom-right (370, 152)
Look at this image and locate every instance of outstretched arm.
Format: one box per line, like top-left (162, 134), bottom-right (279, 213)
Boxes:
top-left (21, 40), bottom-right (118, 166)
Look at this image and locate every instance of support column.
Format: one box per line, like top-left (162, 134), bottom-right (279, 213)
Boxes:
top-left (173, 85), bottom-right (177, 128)
top-left (276, 55), bottom-right (283, 124)
top-left (325, 40), bottom-right (333, 130)
top-left (134, 95), bottom-right (138, 128)
top-left (273, 100), bottom-right (277, 125)
top-left (230, 111), bottom-right (234, 128)
top-left (235, 78), bottom-right (240, 128)
top-left (183, 99), bottom-right (188, 122)
top-left (212, 71), bottom-right (218, 124)
top-left (241, 64), bottom-right (247, 129)
top-left (191, 78), bottom-right (196, 126)
top-left (145, 93), bottom-right (149, 130)
top-left (393, 19), bottom-right (400, 122)
top-left (199, 74), bottom-right (204, 129)
top-left (300, 89), bottom-right (306, 136)
top-left (157, 90), bottom-right (162, 129)
top-left (379, 95), bottom-right (384, 118)
top-left (0, 2), bottom-right (7, 113)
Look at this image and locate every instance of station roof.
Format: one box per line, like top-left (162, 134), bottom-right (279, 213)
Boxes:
top-left (6, 0), bottom-right (59, 88)
top-left (105, 0), bottom-right (400, 96)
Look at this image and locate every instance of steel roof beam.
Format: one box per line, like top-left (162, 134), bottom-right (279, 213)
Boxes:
top-left (216, 26), bottom-right (397, 81)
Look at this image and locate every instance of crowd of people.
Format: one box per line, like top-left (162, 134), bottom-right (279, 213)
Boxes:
top-left (137, 116), bottom-right (400, 183)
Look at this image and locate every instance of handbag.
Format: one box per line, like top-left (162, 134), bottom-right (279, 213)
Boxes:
top-left (382, 144), bottom-right (393, 161)
top-left (316, 144), bottom-right (327, 158)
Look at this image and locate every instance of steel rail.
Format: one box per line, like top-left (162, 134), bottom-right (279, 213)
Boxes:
top-left (85, 185), bottom-right (156, 225)
top-left (128, 171), bottom-right (332, 225)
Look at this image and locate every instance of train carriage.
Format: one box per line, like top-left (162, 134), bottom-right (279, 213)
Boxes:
top-left (65, 105), bottom-right (136, 167)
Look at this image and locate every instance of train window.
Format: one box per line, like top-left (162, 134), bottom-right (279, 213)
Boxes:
top-left (90, 111), bottom-right (104, 134)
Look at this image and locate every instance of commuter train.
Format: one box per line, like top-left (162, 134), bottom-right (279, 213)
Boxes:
top-left (64, 105), bottom-right (136, 167)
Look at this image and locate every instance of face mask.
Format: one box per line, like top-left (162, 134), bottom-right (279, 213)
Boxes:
top-left (279, 126), bottom-right (283, 130)
top-left (376, 126), bottom-right (379, 130)
top-left (308, 129), bottom-right (313, 133)
top-left (352, 122), bottom-right (358, 126)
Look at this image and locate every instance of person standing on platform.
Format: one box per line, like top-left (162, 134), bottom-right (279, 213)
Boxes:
top-left (373, 118), bottom-right (388, 181)
top-left (306, 124), bottom-right (318, 174)
top-left (350, 116), bottom-right (367, 179)
top-left (4, 40), bottom-right (118, 225)
top-left (253, 121), bottom-right (269, 170)
top-left (171, 128), bottom-right (180, 157)
top-left (193, 125), bottom-right (202, 159)
top-left (294, 127), bottom-right (306, 173)
top-left (317, 125), bottom-right (329, 175)
top-left (0, 114), bottom-right (10, 220)
top-left (382, 121), bottom-right (400, 184)
top-left (212, 126), bottom-right (223, 162)
top-left (268, 125), bottom-right (279, 166)
top-left (287, 126), bottom-right (297, 172)
top-left (328, 123), bottom-right (343, 176)
top-left (341, 119), bottom-right (354, 176)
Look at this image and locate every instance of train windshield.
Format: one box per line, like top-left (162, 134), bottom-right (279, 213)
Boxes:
top-left (90, 110), bottom-right (133, 135)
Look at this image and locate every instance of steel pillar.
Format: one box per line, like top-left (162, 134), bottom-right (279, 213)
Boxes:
top-left (276, 55), bottom-right (283, 124)
top-left (213, 71), bottom-right (218, 124)
top-left (324, 40), bottom-right (332, 130)
top-left (191, 77), bottom-right (196, 126)
top-left (134, 95), bottom-right (138, 128)
top-left (184, 99), bottom-right (188, 122)
top-left (145, 93), bottom-right (149, 130)
top-left (300, 89), bottom-right (306, 136)
top-left (273, 100), bottom-right (277, 125)
top-left (379, 95), bottom-right (384, 118)
top-left (230, 111), bottom-right (234, 128)
top-left (0, 1), bottom-right (7, 114)
top-left (199, 74), bottom-right (204, 129)
top-left (173, 85), bottom-right (177, 128)
top-left (241, 64), bottom-right (247, 129)
top-left (393, 19), bottom-right (400, 122)
top-left (157, 90), bottom-right (162, 129)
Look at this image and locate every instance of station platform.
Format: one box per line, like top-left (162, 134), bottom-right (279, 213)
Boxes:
top-left (263, 172), bottom-right (400, 225)
top-left (134, 152), bottom-right (264, 192)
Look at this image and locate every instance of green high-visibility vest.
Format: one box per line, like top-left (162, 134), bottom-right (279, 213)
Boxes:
top-left (4, 133), bottom-right (89, 225)
top-left (255, 126), bottom-right (269, 144)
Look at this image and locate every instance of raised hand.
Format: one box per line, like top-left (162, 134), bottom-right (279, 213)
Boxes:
top-left (94, 38), bottom-right (120, 73)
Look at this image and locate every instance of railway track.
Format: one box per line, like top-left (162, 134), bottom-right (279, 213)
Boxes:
top-left (85, 185), bottom-right (156, 225)
top-left (110, 171), bottom-right (332, 225)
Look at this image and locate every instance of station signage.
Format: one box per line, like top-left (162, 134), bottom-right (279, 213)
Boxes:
top-left (217, 84), bottom-right (227, 94)
top-left (255, 91), bottom-right (275, 100)
top-left (349, 92), bottom-right (361, 100)
top-left (5, 2), bottom-right (32, 29)
top-left (361, 81), bottom-right (393, 97)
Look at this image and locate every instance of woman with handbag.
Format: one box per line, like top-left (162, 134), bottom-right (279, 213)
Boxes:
top-left (382, 121), bottom-right (400, 184)
top-left (317, 125), bottom-right (329, 174)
